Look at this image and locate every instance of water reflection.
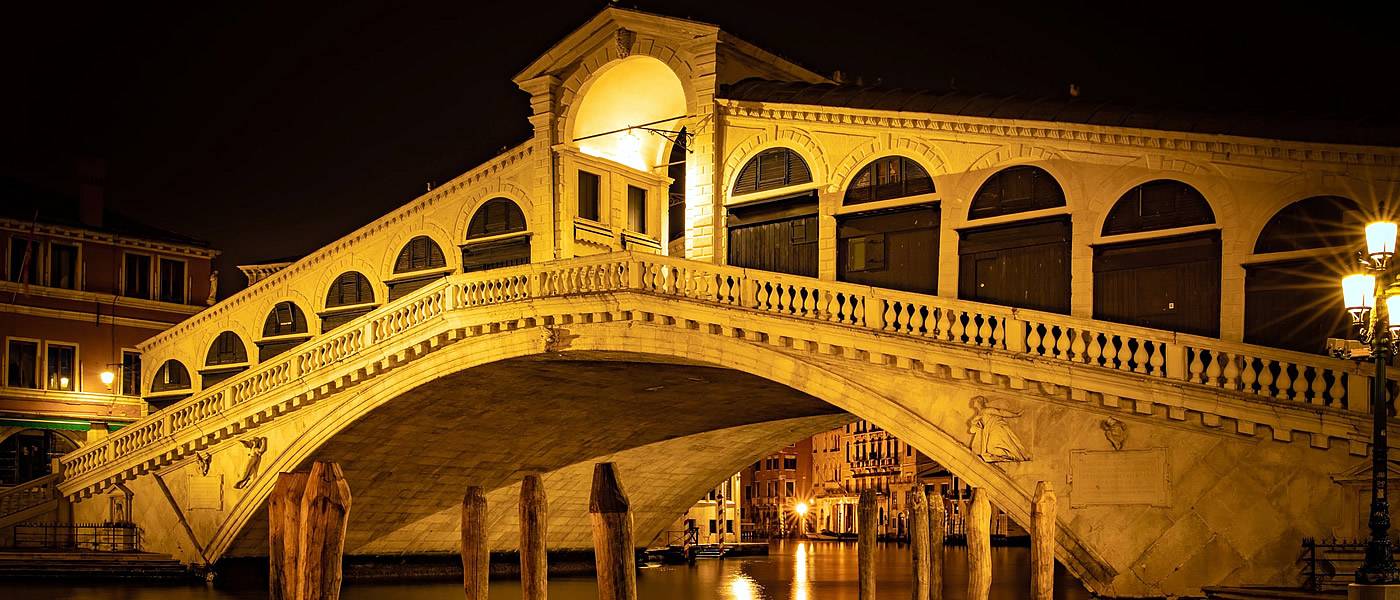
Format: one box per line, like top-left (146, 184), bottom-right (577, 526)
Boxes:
top-left (11, 541), bottom-right (1091, 600)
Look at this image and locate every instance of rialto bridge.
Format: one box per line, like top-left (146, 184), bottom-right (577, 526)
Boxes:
top-left (36, 6), bottom-right (1400, 598)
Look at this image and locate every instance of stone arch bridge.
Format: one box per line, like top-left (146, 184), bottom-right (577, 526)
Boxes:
top-left (56, 252), bottom-right (1379, 598)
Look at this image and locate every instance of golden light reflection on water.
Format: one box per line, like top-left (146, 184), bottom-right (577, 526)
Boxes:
top-left (728, 572), bottom-right (760, 600)
top-left (793, 541), bottom-right (811, 600)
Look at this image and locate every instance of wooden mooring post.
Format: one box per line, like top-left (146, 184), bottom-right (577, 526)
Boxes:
top-left (930, 490), bottom-right (946, 599)
top-left (267, 461), bottom-right (351, 600)
top-left (520, 474), bottom-right (549, 600)
top-left (858, 489), bottom-right (877, 600)
top-left (461, 486), bottom-right (489, 600)
top-left (1031, 481), bottom-right (1057, 600)
top-left (589, 463), bottom-right (636, 600)
top-left (909, 486), bottom-right (931, 600)
top-left (967, 488), bottom-right (992, 600)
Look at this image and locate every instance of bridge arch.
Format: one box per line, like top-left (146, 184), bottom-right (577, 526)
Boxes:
top-left (203, 319), bottom-right (1118, 593)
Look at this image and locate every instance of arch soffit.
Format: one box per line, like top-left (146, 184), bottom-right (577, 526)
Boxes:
top-left (379, 224), bottom-right (456, 277)
top-left (555, 37), bottom-right (700, 146)
top-left (829, 138), bottom-right (950, 195)
top-left (451, 183), bottom-right (536, 244)
top-left (722, 130), bottom-right (830, 199)
top-left (209, 324), bottom-right (1114, 592)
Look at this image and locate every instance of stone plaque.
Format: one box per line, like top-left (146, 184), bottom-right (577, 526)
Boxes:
top-left (1069, 448), bottom-right (1169, 507)
top-left (187, 474), bottom-right (223, 511)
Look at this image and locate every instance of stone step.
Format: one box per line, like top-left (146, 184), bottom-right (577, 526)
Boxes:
top-left (1202, 586), bottom-right (1342, 599)
top-left (0, 551), bottom-right (191, 580)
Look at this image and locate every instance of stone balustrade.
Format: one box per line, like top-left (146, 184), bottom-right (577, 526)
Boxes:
top-left (59, 252), bottom-right (1385, 493)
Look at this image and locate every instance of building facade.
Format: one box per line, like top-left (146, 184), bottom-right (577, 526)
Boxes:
top-left (808, 419), bottom-right (929, 539)
top-left (740, 438), bottom-right (811, 538)
top-left (660, 472), bottom-right (741, 546)
top-left (0, 175), bottom-right (216, 485)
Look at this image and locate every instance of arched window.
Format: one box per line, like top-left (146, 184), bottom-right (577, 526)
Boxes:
top-left (1245, 196), bottom-right (1362, 353)
top-left (1253, 196), bottom-right (1361, 254)
top-left (258, 301), bottom-right (310, 361)
top-left (844, 156), bottom-right (933, 205)
top-left (321, 271), bottom-right (377, 333)
top-left (151, 360), bottom-right (191, 393)
top-left (202, 331), bottom-right (249, 387)
top-left (325, 272), bottom-right (375, 309)
top-left (0, 429), bottom-right (77, 485)
top-left (1102, 180), bottom-right (1215, 236)
top-left (394, 236), bottom-right (446, 274)
top-left (462, 199), bottom-right (531, 273)
top-left (968, 166), bottom-right (1065, 220)
top-left (732, 148), bottom-right (812, 196)
top-left (958, 166), bottom-right (1071, 313)
top-left (390, 236), bottom-right (449, 301)
top-left (205, 331), bottom-right (247, 366)
top-left (1094, 180), bottom-right (1220, 337)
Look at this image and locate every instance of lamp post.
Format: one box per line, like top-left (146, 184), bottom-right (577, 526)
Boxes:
top-left (1337, 221), bottom-right (1400, 586)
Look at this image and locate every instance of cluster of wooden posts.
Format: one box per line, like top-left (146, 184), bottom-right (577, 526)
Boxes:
top-left (899, 480), bottom-right (1057, 600)
top-left (266, 460), bottom-right (1055, 600)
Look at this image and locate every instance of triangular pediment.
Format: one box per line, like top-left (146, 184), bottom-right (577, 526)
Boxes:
top-left (1332, 458), bottom-right (1400, 485)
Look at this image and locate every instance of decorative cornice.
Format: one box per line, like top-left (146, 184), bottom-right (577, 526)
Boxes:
top-left (717, 99), bottom-right (1400, 168)
top-left (0, 220), bottom-right (218, 259)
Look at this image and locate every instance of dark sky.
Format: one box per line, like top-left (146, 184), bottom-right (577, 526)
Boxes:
top-left (5, 1), bottom-right (1396, 295)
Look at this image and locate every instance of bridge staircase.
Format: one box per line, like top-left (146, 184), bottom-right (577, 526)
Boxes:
top-left (0, 550), bottom-right (189, 580)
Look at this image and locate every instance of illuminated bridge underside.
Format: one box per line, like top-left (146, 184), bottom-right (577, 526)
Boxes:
top-left (61, 255), bottom-right (1377, 597)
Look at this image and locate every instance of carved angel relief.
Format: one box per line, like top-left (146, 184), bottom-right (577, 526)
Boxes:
top-left (967, 396), bottom-right (1030, 463)
top-left (233, 437), bottom-right (267, 490)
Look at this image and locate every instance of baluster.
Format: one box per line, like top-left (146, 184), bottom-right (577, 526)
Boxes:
top-left (1274, 363), bottom-right (1295, 401)
top-left (1026, 324), bottom-right (1044, 356)
top-left (1201, 351), bottom-right (1222, 386)
top-left (1187, 349), bottom-right (1205, 384)
top-left (1053, 326), bottom-right (1071, 360)
top-left (1308, 367), bottom-right (1327, 405)
top-left (1328, 370), bottom-right (1347, 407)
top-left (1219, 352), bottom-right (1240, 390)
top-left (1085, 332), bottom-right (1102, 367)
top-left (950, 311), bottom-right (967, 344)
top-left (977, 315), bottom-right (993, 347)
top-left (1067, 329), bottom-right (1085, 363)
top-left (908, 304), bottom-right (925, 335)
top-left (1146, 342), bottom-right (1164, 376)
top-left (1256, 359), bottom-right (1275, 397)
top-left (883, 301), bottom-right (900, 333)
top-left (1110, 336), bottom-right (1129, 371)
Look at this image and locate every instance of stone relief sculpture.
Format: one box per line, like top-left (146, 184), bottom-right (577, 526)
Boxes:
top-left (232, 437), bottom-right (267, 490)
top-left (967, 396), bottom-right (1030, 462)
top-left (1101, 418), bottom-right (1127, 451)
top-left (194, 450), bottom-right (213, 476)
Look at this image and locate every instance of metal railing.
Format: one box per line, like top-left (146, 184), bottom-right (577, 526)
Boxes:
top-left (61, 252), bottom-right (1386, 492)
top-left (13, 522), bottom-right (141, 551)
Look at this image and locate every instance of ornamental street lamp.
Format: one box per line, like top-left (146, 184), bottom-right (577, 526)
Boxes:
top-left (1336, 220), bottom-right (1400, 585)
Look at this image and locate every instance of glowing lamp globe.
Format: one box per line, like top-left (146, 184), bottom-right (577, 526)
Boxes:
top-left (100, 370), bottom-right (115, 387)
top-left (1389, 295), bottom-right (1400, 331)
top-left (794, 501), bottom-right (809, 516)
top-left (1343, 274), bottom-right (1377, 314)
top-left (1367, 221), bottom-right (1398, 262)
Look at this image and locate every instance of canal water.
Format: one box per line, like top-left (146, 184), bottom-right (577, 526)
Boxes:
top-left (13, 541), bottom-right (1091, 599)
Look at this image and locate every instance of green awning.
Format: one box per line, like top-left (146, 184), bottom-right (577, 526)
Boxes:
top-left (0, 418), bottom-right (93, 432)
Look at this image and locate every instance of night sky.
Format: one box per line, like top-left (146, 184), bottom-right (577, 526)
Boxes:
top-left (5, 1), bottom-right (1395, 296)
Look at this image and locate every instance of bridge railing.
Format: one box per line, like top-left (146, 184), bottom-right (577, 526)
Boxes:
top-left (61, 252), bottom-right (1378, 483)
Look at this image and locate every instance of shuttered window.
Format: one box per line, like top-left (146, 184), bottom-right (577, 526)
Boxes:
top-left (151, 360), bottom-right (191, 392)
top-left (467, 198), bottom-right (527, 239)
top-left (262, 301), bottom-right (309, 338)
top-left (627, 186), bottom-right (647, 233)
top-left (325, 272), bottom-right (374, 308)
top-left (206, 331), bottom-right (248, 366)
top-left (845, 157), bottom-right (934, 205)
top-left (732, 148), bottom-right (812, 196)
top-left (393, 236), bottom-right (446, 273)
top-left (578, 170), bottom-right (601, 221)
top-left (968, 166), bottom-right (1065, 219)
top-left (1103, 180), bottom-right (1215, 236)
top-left (1254, 195), bottom-right (1361, 254)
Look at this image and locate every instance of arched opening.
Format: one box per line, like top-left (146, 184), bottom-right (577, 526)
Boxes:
top-left (321, 271), bottom-right (377, 333)
top-left (461, 198), bottom-right (530, 273)
top-left (1094, 180), bottom-right (1220, 336)
top-left (258, 301), bottom-right (311, 361)
top-left (727, 148), bottom-right (818, 277)
top-left (1245, 196), bottom-right (1362, 352)
top-left (149, 359), bottom-right (193, 408)
top-left (570, 55), bottom-right (687, 172)
top-left (667, 128), bottom-right (687, 255)
top-left (388, 236), bottom-right (448, 301)
top-left (0, 429), bottom-right (77, 485)
top-left (202, 331), bottom-right (249, 387)
top-left (837, 156), bottom-right (940, 293)
top-left (959, 166), bottom-right (1071, 313)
